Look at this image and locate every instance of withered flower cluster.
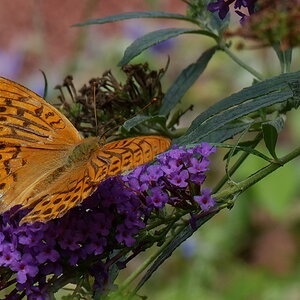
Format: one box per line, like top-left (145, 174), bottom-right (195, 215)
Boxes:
top-left (55, 63), bottom-right (165, 138)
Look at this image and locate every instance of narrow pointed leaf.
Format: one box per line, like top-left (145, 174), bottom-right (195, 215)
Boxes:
top-left (40, 70), bottom-right (48, 99)
top-left (262, 124), bottom-right (278, 159)
top-left (272, 42), bottom-right (292, 73)
top-left (208, 9), bottom-right (230, 33)
top-left (174, 70), bottom-right (300, 145)
top-left (73, 11), bottom-right (197, 27)
top-left (134, 211), bottom-right (218, 292)
top-left (286, 80), bottom-right (300, 110)
top-left (159, 46), bottom-right (218, 115)
top-left (122, 114), bottom-right (167, 131)
top-left (189, 70), bottom-right (300, 132)
top-left (175, 91), bottom-right (291, 145)
top-left (118, 28), bottom-right (213, 66)
top-left (223, 140), bottom-right (263, 160)
top-left (262, 116), bottom-right (285, 159)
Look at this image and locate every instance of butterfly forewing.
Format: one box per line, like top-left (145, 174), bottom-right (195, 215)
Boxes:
top-left (0, 77), bottom-right (82, 148)
top-left (0, 77), bottom-right (82, 215)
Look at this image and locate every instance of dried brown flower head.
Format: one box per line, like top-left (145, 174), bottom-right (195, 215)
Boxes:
top-left (55, 63), bottom-right (166, 138)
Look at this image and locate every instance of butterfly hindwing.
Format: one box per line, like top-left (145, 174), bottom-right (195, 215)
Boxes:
top-left (20, 165), bottom-right (97, 224)
top-left (20, 136), bottom-right (171, 224)
top-left (100, 136), bottom-right (171, 177)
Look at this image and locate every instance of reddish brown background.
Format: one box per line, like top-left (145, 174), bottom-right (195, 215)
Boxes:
top-left (0, 0), bottom-right (186, 83)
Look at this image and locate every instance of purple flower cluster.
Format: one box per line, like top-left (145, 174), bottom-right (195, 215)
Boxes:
top-left (123, 142), bottom-right (216, 211)
top-left (0, 143), bottom-right (216, 299)
top-left (208, 0), bottom-right (257, 23)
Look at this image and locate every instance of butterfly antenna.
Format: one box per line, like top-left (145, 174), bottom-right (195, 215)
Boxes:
top-left (130, 97), bottom-right (158, 120)
top-left (92, 81), bottom-right (98, 136)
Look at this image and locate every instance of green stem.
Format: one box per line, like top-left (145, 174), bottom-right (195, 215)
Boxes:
top-left (115, 233), bottom-right (176, 298)
top-left (272, 43), bottom-right (293, 74)
top-left (282, 49), bottom-right (292, 73)
top-left (213, 133), bottom-right (263, 193)
top-left (214, 145), bottom-right (300, 201)
top-left (222, 46), bottom-right (264, 81)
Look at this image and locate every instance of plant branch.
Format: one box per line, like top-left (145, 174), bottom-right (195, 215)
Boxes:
top-left (213, 133), bottom-right (263, 193)
top-left (222, 46), bottom-right (264, 81)
top-left (109, 234), bottom-right (175, 300)
top-left (214, 145), bottom-right (300, 201)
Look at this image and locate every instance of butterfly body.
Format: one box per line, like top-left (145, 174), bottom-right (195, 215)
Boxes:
top-left (0, 77), bottom-right (171, 224)
top-left (67, 137), bottom-right (100, 166)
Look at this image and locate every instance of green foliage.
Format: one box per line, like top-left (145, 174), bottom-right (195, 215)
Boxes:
top-left (122, 115), bottom-right (167, 132)
top-left (175, 71), bottom-right (300, 145)
top-left (73, 11), bottom-right (197, 27)
top-left (134, 211), bottom-right (218, 293)
top-left (118, 28), bottom-right (212, 66)
top-left (262, 116), bottom-right (285, 160)
top-left (159, 46), bottom-right (218, 115)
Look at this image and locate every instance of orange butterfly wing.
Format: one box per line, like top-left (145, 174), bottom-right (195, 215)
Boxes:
top-left (91, 136), bottom-right (171, 180)
top-left (0, 77), bottom-right (82, 147)
top-left (0, 77), bottom-right (82, 214)
top-left (0, 78), bottom-right (171, 224)
top-left (21, 136), bottom-right (171, 224)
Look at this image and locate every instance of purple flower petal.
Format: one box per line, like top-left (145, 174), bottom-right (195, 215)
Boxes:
top-left (194, 188), bottom-right (216, 211)
top-left (168, 169), bottom-right (189, 187)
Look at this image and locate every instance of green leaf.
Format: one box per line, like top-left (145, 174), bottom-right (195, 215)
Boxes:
top-left (176, 91), bottom-right (290, 145)
top-left (262, 116), bottom-right (285, 159)
top-left (72, 11), bottom-right (198, 27)
top-left (223, 140), bottom-right (262, 160)
top-left (122, 114), bottom-right (167, 131)
top-left (174, 70), bottom-right (300, 145)
top-left (189, 70), bottom-right (300, 130)
top-left (159, 46), bottom-right (218, 115)
top-left (286, 80), bottom-right (300, 110)
top-left (118, 28), bottom-right (211, 66)
top-left (272, 42), bottom-right (292, 73)
top-left (203, 122), bottom-right (251, 144)
top-left (262, 124), bottom-right (278, 159)
top-left (219, 142), bottom-right (271, 162)
top-left (134, 211), bottom-right (218, 293)
top-left (175, 120), bottom-right (252, 145)
top-left (208, 9), bottom-right (230, 34)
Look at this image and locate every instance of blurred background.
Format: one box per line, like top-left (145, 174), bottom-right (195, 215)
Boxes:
top-left (1, 1), bottom-right (300, 299)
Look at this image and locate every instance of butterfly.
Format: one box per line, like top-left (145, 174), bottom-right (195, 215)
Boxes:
top-left (0, 77), bottom-right (171, 224)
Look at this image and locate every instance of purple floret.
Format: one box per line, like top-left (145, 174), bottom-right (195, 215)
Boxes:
top-left (207, 0), bottom-right (257, 21)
